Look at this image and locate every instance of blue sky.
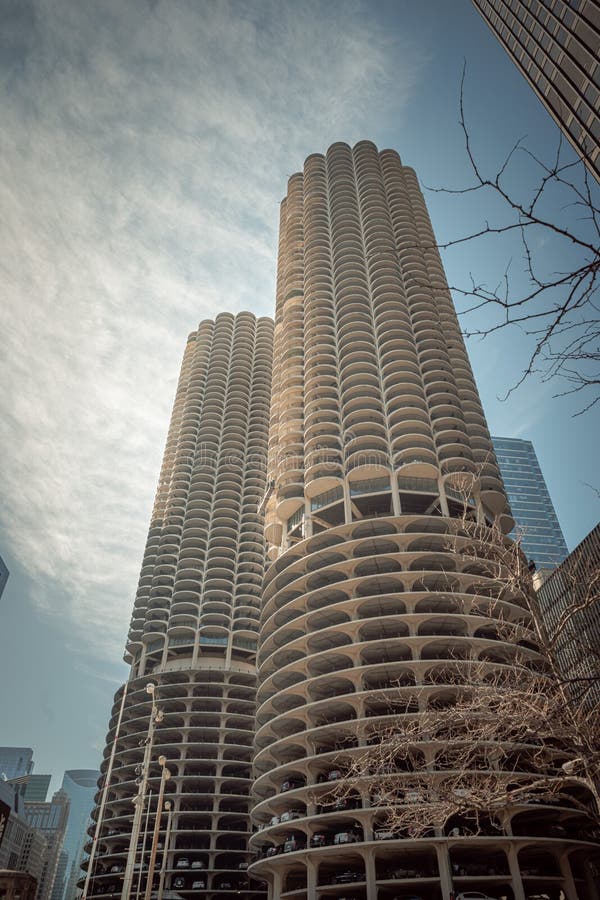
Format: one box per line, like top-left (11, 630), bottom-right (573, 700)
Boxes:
top-left (0, 0), bottom-right (598, 790)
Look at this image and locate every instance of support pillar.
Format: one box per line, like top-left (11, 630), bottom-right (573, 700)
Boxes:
top-left (435, 843), bottom-right (453, 900)
top-left (364, 848), bottom-right (377, 900)
top-left (559, 853), bottom-right (579, 900)
top-left (585, 860), bottom-right (600, 900)
top-left (306, 857), bottom-right (317, 899)
top-left (507, 844), bottom-right (526, 900)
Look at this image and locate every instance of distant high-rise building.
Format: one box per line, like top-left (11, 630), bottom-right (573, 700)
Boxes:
top-left (85, 313), bottom-right (273, 898)
top-left (0, 870), bottom-right (38, 900)
top-left (58, 771), bottom-right (99, 900)
top-left (24, 791), bottom-right (70, 900)
top-left (23, 779), bottom-right (50, 804)
top-left (0, 781), bottom-right (47, 887)
top-left (472, 0), bottom-right (600, 182)
top-left (492, 435), bottom-right (568, 567)
top-left (538, 522), bottom-right (600, 703)
top-left (0, 553), bottom-right (8, 600)
top-left (0, 750), bottom-right (34, 782)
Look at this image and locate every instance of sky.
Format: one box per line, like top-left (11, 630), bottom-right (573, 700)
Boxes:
top-left (0, 0), bottom-right (598, 791)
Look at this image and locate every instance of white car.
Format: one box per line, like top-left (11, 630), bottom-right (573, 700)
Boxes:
top-left (374, 828), bottom-right (396, 840)
top-left (280, 810), bottom-right (303, 822)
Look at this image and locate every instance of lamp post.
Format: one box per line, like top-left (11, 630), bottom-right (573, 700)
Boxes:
top-left (82, 682), bottom-right (129, 900)
top-left (121, 683), bottom-right (163, 900)
top-left (135, 790), bottom-right (153, 900)
top-left (157, 799), bottom-right (173, 900)
top-left (144, 757), bottom-right (171, 900)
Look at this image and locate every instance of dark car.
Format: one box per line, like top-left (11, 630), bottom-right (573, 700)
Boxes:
top-left (310, 832), bottom-right (330, 847)
top-left (283, 836), bottom-right (306, 853)
top-left (331, 870), bottom-right (363, 884)
top-left (280, 777), bottom-right (305, 792)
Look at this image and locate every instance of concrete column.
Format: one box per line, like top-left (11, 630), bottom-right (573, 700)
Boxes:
top-left (343, 481), bottom-right (352, 524)
top-left (585, 859), bottom-right (600, 900)
top-left (306, 857), bottom-right (317, 898)
top-left (507, 844), bottom-right (526, 900)
top-left (390, 475), bottom-right (402, 515)
top-left (559, 853), bottom-right (579, 900)
top-left (364, 848), bottom-right (377, 900)
top-left (271, 868), bottom-right (283, 899)
top-left (435, 843), bottom-right (454, 900)
top-left (438, 481), bottom-right (450, 517)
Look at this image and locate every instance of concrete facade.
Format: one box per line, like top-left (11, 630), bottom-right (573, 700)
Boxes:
top-left (0, 869), bottom-right (38, 900)
top-left (85, 313), bottom-right (273, 898)
top-left (249, 141), bottom-right (600, 900)
top-left (538, 521), bottom-right (600, 705)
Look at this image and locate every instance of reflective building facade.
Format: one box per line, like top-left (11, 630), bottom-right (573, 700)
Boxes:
top-left (492, 436), bottom-right (568, 568)
top-left (472, 0), bottom-right (600, 182)
top-left (59, 770), bottom-right (99, 900)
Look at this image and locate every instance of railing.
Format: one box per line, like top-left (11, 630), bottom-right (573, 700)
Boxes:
top-left (310, 486), bottom-right (344, 511)
top-left (397, 475), bottom-right (438, 493)
top-left (287, 507), bottom-right (304, 532)
top-left (169, 636), bottom-right (195, 647)
top-left (146, 640), bottom-right (163, 653)
top-left (349, 477), bottom-right (390, 496)
top-left (233, 637), bottom-right (257, 651)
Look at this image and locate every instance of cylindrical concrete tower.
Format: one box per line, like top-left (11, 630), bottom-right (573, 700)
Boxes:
top-left (85, 312), bottom-right (273, 899)
top-left (250, 143), bottom-right (599, 898)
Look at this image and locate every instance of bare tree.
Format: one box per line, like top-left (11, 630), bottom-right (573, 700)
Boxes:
top-left (322, 505), bottom-right (600, 839)
top-left (430, 69), bottom-right (600, 413)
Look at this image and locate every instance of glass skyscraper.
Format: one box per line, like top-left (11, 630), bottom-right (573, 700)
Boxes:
top-left (492, 435), bottom-right (569, 568)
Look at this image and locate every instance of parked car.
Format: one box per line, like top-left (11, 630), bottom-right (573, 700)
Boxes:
top-left (269, 814), bottom-right (280, 826)
top-left (327, 769), bottom-right (342, 781)
top-left (333, 830), bottom-right (362, 845)
top-left (237, 862), bottom-right (248, 870)
top-left (280, 777), bottom-right (304, 792)
top-left (331, 870), bottom-right (363, 884)
top-left (280, 809), bottom-right (303, 822)
top-left (283, 836), bottom-right (306, 853)
top-left (175, 858), bottom-right (190, 869)
top-left (310, 832), bottom-right (330, 847)
top-left (109, 866), bottom-right (123, 874)
top-left (265, 845), bottom-right (281, 857)
top-left (191, 860), bottom-right (205, 869)
top-left (456, 893), bottom-right (498, 900)
top-left (374, 827), bottom-right (396, 840)
top-left (191, 880), bottom-right (206, 890)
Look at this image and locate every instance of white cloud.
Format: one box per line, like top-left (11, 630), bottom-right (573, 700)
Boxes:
top-left (0, 0), bottom-right (423, 655)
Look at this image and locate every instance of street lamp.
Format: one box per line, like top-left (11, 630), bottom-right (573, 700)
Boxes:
top-left (144, 756), bottom-right (171, 900)
top-left (157, 799), bottom-right (173, 900)
top-left (121, 683), bottom-right (162, 900)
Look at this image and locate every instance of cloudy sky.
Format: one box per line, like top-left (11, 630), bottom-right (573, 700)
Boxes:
top-left (0, 0), bottom-right (598, 787)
